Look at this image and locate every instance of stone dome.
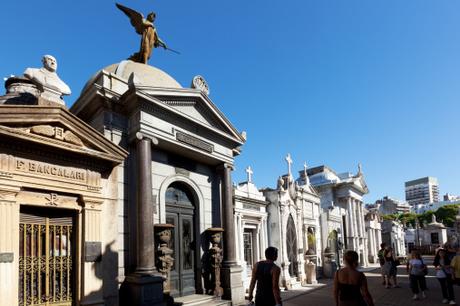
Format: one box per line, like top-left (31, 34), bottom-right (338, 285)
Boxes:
top-left (82, 60), bottom-right (182, 93)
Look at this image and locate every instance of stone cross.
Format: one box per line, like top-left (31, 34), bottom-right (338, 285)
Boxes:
top-left (245, 166), bottom-right (253, 183)
top-left (285, 153), bottom-right (293, 177)
top-left (303, 161), bottom-right (310, 185)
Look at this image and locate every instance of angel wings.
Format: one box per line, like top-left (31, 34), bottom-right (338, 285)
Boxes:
top-left (116, 3), bottom-right (169, 64)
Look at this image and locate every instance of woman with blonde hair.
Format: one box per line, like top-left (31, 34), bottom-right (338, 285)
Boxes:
top-left (333, 250), bottom-right (374, 306)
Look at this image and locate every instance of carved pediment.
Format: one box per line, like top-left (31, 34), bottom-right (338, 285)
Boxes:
top-left (27, 125), bottom-right (83, 146)
top-left (0, 106), bottom-right (128, 165)
top-left (156, 97), bottom-right (228, 131)
top-left (140, 91), bottom-right (245, 144)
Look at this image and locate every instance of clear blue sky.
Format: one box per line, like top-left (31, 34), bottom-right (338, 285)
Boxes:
top-left (1, 1), bottom-right (459, 203)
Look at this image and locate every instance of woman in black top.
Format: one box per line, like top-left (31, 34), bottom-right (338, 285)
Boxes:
top-left (248, 247), bottom-right (282, 306)
top-left (333, 250), bottom-right (374, 306)
top-left (383, 247), bottom-right (399, 288)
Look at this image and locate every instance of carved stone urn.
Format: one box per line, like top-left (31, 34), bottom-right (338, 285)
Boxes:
top-left (154, 224), bottom-right (175, 294)
top-left (206, 227), bottom-right (224, 297)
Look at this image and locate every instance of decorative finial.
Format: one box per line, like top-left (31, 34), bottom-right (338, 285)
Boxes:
top-left (245, 166), bottom-right (253, 183)
top-left (191, 75), bottom-right (210, 95)
top-left (357, 163), bottom-right (363, 176)
top-left (303, 161), bottom-right (310, 185)
top-left (285, 153), bottom-right (293, 178)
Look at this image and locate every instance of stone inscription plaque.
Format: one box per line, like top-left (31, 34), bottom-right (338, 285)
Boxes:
top-left (85, 241), bottom-right (102, 262)
top-left (15, 157), bottom-right (86, 182)
top-left (0, 154), bottom-right (102, 191)
top-left (176, 131), bottom-right (213, 153)
top-left (243, 203), bottom-right (260, 211)
top-left (0, 252), bottom-right (14, 263)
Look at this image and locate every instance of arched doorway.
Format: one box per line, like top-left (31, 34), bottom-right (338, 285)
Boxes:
top-left (165, 182), bottom-right (197, 297)
top-left (286, 214), bottom-right (298, 277)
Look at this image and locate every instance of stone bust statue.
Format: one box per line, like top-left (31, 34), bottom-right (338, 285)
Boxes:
top-left (24, 55), bottom-right (71, 100)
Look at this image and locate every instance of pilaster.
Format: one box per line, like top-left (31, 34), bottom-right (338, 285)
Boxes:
top-left (0, 187), bottom-right (19, 306)
top-left (80, 198), bottom-right (104, 306)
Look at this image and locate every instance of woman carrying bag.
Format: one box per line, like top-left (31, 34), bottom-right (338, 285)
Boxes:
top-left (434, 248), bottom-right (456, 305)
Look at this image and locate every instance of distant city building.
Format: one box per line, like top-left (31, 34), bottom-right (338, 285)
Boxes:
top-left (405, 177), bottom-right (439, 207)
top-left (444, 193), bottom-right (460, 201)
top-left (413, 198), bottom-right (460, 214)
top-left (368, 196), bottom-right (410, 215)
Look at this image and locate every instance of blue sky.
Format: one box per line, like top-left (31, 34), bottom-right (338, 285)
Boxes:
top-left (1, 1), bottom-right (459, 203)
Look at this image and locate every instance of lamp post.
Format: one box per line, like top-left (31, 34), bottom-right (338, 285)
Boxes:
top-left (415, 219), bottom-right (421, 247)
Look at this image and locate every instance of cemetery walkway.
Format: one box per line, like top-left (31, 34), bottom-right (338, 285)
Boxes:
top-left (284, 263), bottom-right (460, 306)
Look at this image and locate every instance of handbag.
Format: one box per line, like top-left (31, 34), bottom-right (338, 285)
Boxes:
top-left (421, 259), bottom-right (428, 276)
top-left (437, 268), bottom-right (447, 278)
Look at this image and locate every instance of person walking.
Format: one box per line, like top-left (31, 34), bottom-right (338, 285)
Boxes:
top-left (434, 248), bottom-right (456, 305)
top-left (333, 250), bottom-right (375, 306)
top-left (378, 243), bottom-right (389, 286)
top-left (406, 250), bottom-right (427, 300)
top-left (383, 247), bottom-right (399, 288)
top-left (248, 246), bottom-right (282, 306)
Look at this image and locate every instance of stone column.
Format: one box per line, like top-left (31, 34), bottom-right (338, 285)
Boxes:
top-left (123, 134), bottom-right (164, 306)
top-left (346, 198), bottom-right (354, 249)
top-left (136, 136), bottom-right (155, 274)
top-left (219, 163), bottom-right (244, 304)
top-left (0, 188), bottom-right (19, 306)
top-left (261, 217), bottom-right (267, 259)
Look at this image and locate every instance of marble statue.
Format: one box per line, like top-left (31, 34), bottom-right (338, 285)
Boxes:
top-left (116, 3), bottom-right (177, 64)
top-left (23, 55), bottom-right (71, 101)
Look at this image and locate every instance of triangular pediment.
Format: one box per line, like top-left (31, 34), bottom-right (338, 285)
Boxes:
top-left (136, 88), bottom-right (245, 144)
top-left (0, 105), bottom-right (127, 164)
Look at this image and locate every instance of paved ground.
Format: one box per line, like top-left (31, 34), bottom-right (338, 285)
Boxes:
top-left (284, 262), bottom-right (460, 306)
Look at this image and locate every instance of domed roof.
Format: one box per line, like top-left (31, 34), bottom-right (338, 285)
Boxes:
top-left (82, 60), bottom-right (182, 93)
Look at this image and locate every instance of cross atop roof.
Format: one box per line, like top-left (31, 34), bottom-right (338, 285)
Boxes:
top-left (304, 161), bottom-right (310, 185)
top-left (245, 166), bottom-right (253, 183)
top-left (285, 153), bottom-right (293, 177)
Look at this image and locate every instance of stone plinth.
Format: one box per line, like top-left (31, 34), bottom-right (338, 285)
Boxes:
top-left (122, 274), bottom-right (166, 306)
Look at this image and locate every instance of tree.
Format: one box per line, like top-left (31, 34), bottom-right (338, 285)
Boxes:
top-left (397, 213), bottom-right (418, 227)
top-left (435, 204), bottom-right (460, 227)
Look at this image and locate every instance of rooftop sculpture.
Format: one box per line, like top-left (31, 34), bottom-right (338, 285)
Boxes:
top-left (22, 55), bottom-right (71, 105)
top-left (116, 3), bottom-right (179, 64)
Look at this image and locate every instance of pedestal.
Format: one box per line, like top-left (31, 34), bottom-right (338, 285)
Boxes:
top-left (122, 274), bottom-right (165, 306)
top-left (305, 261), bottom-right (318, 284)
top-left (221, 264), bottom-right (245, 304)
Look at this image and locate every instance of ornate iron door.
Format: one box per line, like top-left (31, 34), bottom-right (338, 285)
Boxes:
top-left (19, 210), bottom-right (74, 306)
top-left (286, 215), bottom-right (298, 277)
top-left (243, 231), bottom-right (254, 269)
top-left (165, 183), bottom-right (196, 297)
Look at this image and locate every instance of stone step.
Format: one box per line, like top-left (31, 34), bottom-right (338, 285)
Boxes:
top-left (173, 294), bottom-right (231, 306)
top-left (291, 281), bottom-right (303, 289)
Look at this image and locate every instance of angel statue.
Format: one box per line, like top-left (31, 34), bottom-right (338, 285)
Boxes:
top-left (116, 3), bottom-right (177, 64)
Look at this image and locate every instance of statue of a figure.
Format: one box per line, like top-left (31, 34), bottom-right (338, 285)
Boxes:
top-left (116, 3), bottom-right (168, 64)
top-left (23, 55), bottom-right (71, 99)
top-left (277, 176), bottom-right (285, 191)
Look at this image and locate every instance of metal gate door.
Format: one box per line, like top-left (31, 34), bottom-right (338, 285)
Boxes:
top-left (19, 210), bottom-right (74, 306)
top-left (286, 214), bottom-right (298, 277)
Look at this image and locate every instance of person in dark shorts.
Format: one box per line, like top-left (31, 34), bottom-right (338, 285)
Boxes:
top-left (248, 247), bottom-right (282, 306)
top-left (333, 250), bottom-right (374, 306)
